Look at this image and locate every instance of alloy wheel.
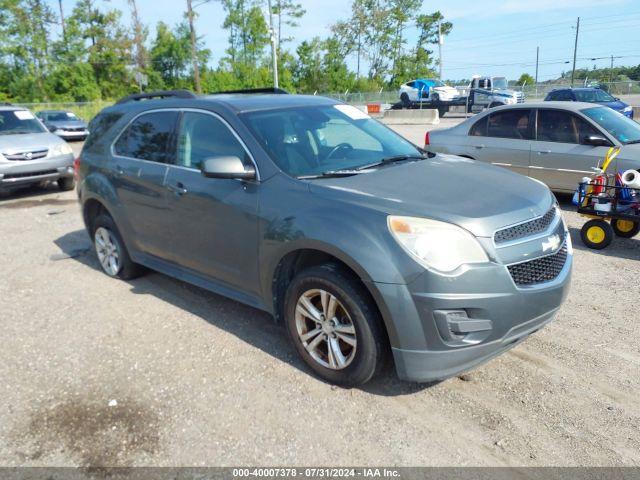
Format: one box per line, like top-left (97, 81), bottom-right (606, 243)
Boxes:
top-left (94, 227), bottom-right (121, 276)
top-left (295, 289), bottom-right (357, 370)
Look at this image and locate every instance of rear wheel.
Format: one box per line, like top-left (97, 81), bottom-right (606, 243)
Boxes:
top-left (283, 264), bottom-right (386, 387)
top-left (580, 219), bottom-right (614, 249)
top-left (91, 214), bottom-right (144, 280)
top-left (58, 177), bottom-right (76, 191)
top-left (400, 92), bottom-right (411, 108)
top-left (611, 219), bottom-right (640, 238)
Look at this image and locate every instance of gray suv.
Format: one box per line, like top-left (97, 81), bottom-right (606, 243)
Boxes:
top-left (77, 89), bottom-right (572, 386)
top-left (0, 104), bottom-right (76, 193)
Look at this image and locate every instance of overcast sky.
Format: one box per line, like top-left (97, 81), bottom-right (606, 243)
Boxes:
top-left (61, 0), bottom-right (640, 83)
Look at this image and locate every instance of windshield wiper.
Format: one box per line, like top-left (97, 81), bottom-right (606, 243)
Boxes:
top-left (355, 154), bottom-right (428, 171)
top-left (297, 169), bottom-right (362, 179)
top-left (625, 139), bottom-right (640, 145)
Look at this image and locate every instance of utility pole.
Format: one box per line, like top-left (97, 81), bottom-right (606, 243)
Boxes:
top-left (535, 46), bottom-right (539, 84)
top-left (438, 19), bottom-right (443, 81)
top-left (186, 0), bottom-right (202, 94)
top-left (266, 0), bottom-right (279, 88)
top-left (58, 0), bottom-right (66, 39)
top-left (570, 17), bottom-right (580, 87)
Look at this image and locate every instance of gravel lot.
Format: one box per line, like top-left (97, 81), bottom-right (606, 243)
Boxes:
top-left (1, 128), bottom-right (639, 468)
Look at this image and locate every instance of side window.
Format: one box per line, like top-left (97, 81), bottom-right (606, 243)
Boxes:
top-left (406, 81), bottom-right (415, 88)
top-left (176, 112), bottom-right (247, 170)
top-left (557, 90), bottom-right (573, 101)
top-left (469, 116), bottom-right (488, 136)
top-left (114, 111), bottom-right (179, 163)
top-left (486, 109), bottom-right (532, 139)
top-left (537, 109), bottom-right (597, 144)
top-left (547, 92), bottom-right (558, 101)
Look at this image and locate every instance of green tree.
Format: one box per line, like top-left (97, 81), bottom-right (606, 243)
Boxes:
top-left (517, 73), bottom-right (535, 85)
top-left (272, 0), bottom-right (305, 45)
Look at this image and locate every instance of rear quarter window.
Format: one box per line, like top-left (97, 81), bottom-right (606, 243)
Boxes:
top-left (469, 116), bottom-right (488, 136)
top-left (84, 111), bottom-right (124, 153)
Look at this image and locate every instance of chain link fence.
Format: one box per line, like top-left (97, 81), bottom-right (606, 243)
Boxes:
top-left (12, 81), bottom-right (640, 121)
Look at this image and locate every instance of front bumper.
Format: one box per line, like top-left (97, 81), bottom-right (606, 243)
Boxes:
top-left (0, 154), bottom-right (74, 189)
top-left (54, 129), bottom-right (88, 139)
top-left (374, 233), bottom-right (572, 383)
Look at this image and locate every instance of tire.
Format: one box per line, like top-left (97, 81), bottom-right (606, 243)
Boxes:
top-left (580, 219), bottom-right (614, 250)
top-left (58, 176), bottom-right (76, 191)
top-left (283, 263), bottom-right (387, 387)
top-left (400, 92), bottom-right (411, 108)
top-left (438, 106), bottom-right (447, 118)
top-left (611, 219), bottom-right (640, 238)
top-left (91, 214), bottom-right (144, 280)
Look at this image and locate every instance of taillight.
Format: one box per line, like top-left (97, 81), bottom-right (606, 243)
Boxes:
top-left (73, 156), bottom-right (81, 179)
top-left (424, 131), bottom-right (430, 146)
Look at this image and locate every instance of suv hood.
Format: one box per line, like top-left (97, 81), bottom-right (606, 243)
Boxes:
top-left (309, 155), bottom-right (553, 238)
top-left (0, 132), bottom-right (63, 154)
top-left (599, 100), bottom-right (629, 112)
top-left (47, 119), bottom-right (88, 129)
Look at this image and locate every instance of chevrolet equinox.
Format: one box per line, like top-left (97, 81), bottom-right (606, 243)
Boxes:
top-left (77, 89), bottom-right (572, 386)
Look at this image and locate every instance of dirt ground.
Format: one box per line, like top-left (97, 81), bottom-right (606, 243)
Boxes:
top-left (0, 133), bottom-right (639, 468)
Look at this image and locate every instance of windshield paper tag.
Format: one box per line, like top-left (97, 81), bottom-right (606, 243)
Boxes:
top-left (334, 104), bottom-right (370, 120)
top-left (14, 111), bottom-right (35, 120)
top-left (67, 112), bottom-right (77, 118)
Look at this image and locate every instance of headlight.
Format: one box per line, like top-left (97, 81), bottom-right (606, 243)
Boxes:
top-left (504, 97), bottom-right (517, 104)
top-left (623, 105), bottom-right (633, 113)
top-left (388, 216), bottom-right (489, 273)
top-left (50, 142), bottom-right (73, 156)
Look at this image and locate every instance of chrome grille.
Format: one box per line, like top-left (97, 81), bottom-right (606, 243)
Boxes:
top-left (3, 149), bottom-right (49, 161)
top-left (495, 207), bottom-right (557, 244)
top-left (508, 243), bottom-right (568, 286)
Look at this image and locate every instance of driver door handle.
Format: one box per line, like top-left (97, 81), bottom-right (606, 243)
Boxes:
top-left (167, 182), bottom-right (188, 196)
top-left (537, 150), bottom-right (552, 155)
top-left (473, 144), bottom-right (485, 149)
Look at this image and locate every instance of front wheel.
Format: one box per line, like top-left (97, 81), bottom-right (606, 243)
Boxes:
top-left (611, 219), bottom-right (640, 238)
top-left (283, 264), bottom-right (387, 386)
top-left (58, 176), bottom-right (76, 191)
top-left (580, 219), bottom-right (614, 249)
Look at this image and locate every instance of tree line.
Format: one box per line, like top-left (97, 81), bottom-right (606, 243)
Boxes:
top-left (0, 0), bottom-right (451, 102)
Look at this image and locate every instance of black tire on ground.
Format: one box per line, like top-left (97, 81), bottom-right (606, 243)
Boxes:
top-left (283, 263), bottom-right (387, 387)
top-left (400, 92), bottom-right (411, 108)
top-left (91, 213), bottom-right (145, 280)
top-left (57, 176), bottom-right (76, 191)
top-left (611, 219), bottom-right (640, 238)
top-left (580, 219), bottom-right (614, 250)
top-left (438, 106), bottom-right (447, 118)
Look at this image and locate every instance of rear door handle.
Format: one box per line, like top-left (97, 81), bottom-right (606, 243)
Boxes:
top-left (473, 144), bottom-right (485, 149)
top-left (167, 182), bottom-right (188, 196)
top-left (537, 150), bottom-right (551, 155)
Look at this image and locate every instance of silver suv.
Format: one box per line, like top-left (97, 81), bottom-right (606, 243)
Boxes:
top-left (0, 105), bottom-right (76, 193)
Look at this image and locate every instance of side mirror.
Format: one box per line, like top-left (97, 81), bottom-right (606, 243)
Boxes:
top-left (583, 135), bottom-right (611, 147)
top-left (201, 155), bottom-right (256, 180)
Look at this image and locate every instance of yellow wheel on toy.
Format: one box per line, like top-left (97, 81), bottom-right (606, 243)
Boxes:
top-left (581, 219), bottom-right (613, 250)
top-left (611, 219), bottom-right (640, 238)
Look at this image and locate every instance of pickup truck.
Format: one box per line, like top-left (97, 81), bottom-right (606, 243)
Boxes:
top-left (465, 76), bottom-right (524, 112)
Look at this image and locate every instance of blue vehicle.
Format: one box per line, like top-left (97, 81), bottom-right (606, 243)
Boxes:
top-left (545, 87), bottom-right (633, 119)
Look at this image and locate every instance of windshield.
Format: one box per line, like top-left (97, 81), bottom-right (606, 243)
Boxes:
top-left (0, 110), bottom-right (46, 135)
top-left (430, 80), bottom-right (445, 87)
top-left (582, 106), bottom-right (640, 144)
top-left (47, 111), bottom-right (78, 122)
top-left (241, 105), bottom-right (422, 177)
top-left (493, 77), bottom-right (508, 90)
top-left (574, 89), bottom-right (616, 103)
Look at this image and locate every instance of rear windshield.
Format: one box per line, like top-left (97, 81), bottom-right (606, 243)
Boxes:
top-left (0, 110), bottom-right (46, 135)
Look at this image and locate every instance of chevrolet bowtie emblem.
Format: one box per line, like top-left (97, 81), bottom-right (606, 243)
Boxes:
top-left (542, 234), bottom-right (561, 253)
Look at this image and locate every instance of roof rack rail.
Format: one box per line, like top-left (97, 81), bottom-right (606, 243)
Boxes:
top-left (116, 89), bottom-right (197, 105)
top-left (214, 87), bottom-right (289, 95)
